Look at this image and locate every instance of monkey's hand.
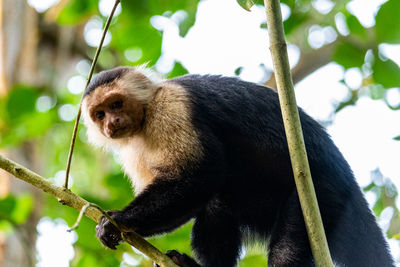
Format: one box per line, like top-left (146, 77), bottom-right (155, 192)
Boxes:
top-left (96, 210), bottom-right (124, 249)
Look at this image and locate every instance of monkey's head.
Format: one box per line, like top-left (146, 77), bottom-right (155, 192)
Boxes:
top-left (81, 66), bottom-right (160, 149)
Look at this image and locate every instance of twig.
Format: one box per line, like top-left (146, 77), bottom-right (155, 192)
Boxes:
top-left (68, 203), bottom-right (122, 233)
top-left (0, 154), bottom-right (178, 267)
top-left (64, 0), bottom-right (120, 189)
top-left (68, 203), bottom-right (91, 231)
top-left (263, 0), bottom-right (334, 266)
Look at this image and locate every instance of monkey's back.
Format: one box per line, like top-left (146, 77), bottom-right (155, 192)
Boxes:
top-left (169, 74), bottom-right (393, 265)
top-left (170, 75), bottom-right (351, 188)
top-left (169, 75), bottom-right (356, 219)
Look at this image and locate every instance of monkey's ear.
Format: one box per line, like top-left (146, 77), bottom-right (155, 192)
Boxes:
top-left (116, 71), bottom-right (160, 104)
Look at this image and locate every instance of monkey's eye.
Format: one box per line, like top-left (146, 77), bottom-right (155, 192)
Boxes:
top-left (95, 110), bottom-right (105, 120)
top-left (110, 100), bottom-right (123, 110)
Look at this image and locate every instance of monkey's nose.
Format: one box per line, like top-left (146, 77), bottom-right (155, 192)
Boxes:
top-left (111, 117), bottom-right (121, 126)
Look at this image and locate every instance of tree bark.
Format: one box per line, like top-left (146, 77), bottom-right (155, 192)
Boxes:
top-left (263, 0), bottom-right (333, 266)
top-left (1, 1), bottom-right (40, 266)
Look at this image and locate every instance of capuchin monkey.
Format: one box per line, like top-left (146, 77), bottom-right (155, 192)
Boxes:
top-left (81, 66), bottom-right (394, 267)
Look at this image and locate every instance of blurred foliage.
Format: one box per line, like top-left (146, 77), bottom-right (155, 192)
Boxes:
top-left (364, 168), bottom-right (400, 238)
top-left (0, 0), bottom-right (400, 266)
top-left (0, 194), bottom-right (33, 227)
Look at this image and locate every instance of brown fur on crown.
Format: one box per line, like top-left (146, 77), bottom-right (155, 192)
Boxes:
top-left (82, 67), bottom-right (203, 194)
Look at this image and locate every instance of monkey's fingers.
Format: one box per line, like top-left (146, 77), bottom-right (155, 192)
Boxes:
top-left (96, 217), bottom-right (122, 249)
top-left (99, 234), bottom-right (120, 250)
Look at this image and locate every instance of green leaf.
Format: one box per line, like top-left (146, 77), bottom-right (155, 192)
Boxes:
top-left (6, 86), bottom-right (38, 121)
top-left (369, 84), bottom-right (385, 100)
top-left (372, 57), bottom-right (400, 88)
top-left (0, 195), bottom-right (33, 225)
top-left (346, 15), bottom-right (367, 39)
top-left (120, 0), bottom-right (199, 19)
top-left (376, 0), bottom-right (400, 44)
top-left (237, 0), bottom-right (254, 11)
top-left (0, 220), bottom-right (13, 234)
top-left (116, 0), bottom-right (200, 63)
top-left (373, 193), bottom-right (384, 216)
top-left (57, 0), bottom-right (98, 25)
top-left (23, 111), bottom-right (56, 137)
top-left (333, 42), bottom-right (366, 69)
top-left (178, 12), bottom-right (194, 37)
top-left (235, 67), bottom-right (244, 76)
top-left (283, 12), bottom-right (308, 36)
top-left (0, 196), bottom-right (17, 219)
top-left (280, 0), bottom-right (296, 9)
top-left (112, 20), bottom-right (162, 65)
top-left (167, 61), bottom-right (189, 78)
top-left (177, 5), bottom-right (199, 37)
top-left (11, 195), bottom-right (33, 224)
top-left (335, 90), bottom-right (358, 113)
top-left (363, 182), bottom-right (375, 192)
top-left (394, 135), bottom-right (400, 141)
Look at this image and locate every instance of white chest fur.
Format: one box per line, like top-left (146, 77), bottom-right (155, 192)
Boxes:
top-left (119, 136), bottom-right (161, 194)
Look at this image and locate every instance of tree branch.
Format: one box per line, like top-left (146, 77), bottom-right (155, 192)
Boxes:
top-left (265, 42), bottom-right (336, 89)
top-left (263, 0), bottom-right (333, 266)
top-left (0, 154), bottom-right (178, 267)
top-left (265, 29), bottom-right (377, 89)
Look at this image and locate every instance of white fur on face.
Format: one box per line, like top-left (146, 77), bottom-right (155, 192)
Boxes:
top-left (81, 98), bottom-right (118, 151)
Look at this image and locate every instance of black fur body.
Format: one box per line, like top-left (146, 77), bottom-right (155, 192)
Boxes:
top-left (93, 73), bottom-right (394, 267)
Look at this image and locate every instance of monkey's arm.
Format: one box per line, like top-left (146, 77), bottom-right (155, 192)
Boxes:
top-left (96, 139), bottom-right (225, 248)
top-left (129, 168), bottom-right (224, 234)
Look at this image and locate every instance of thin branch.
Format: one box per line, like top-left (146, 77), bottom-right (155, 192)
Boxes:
top-left (263, 0), bottom-right (334, 266)
top-left (64, 0), bottom-right (120, 189)
top-left (0, 154), bottom-right (178, 267)
top-left (68, 203), bottom-right (122, 233)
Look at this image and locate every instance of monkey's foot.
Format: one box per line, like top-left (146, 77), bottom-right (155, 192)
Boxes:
top-left (154, 250), bottom-right (200, 267)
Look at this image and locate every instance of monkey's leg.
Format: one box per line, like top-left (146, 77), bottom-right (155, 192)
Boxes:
top-left (267, 192), bottom-right (314, 267)
top-left (190, 199), bottom-right (241, 267)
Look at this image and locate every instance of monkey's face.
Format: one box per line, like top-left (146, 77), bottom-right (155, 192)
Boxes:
top-left (86, 90), bottom-right (144, 139)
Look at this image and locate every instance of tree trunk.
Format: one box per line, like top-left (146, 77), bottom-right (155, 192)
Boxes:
top-left (0, 1), bottom-right (40, 266)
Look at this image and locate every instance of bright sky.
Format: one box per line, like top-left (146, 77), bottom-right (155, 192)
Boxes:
top-left (27, 0), bottom-right (400, 265)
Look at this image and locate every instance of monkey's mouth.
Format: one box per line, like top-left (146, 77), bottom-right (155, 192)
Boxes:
top-left (108, 127), bottom-right (130, 139)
